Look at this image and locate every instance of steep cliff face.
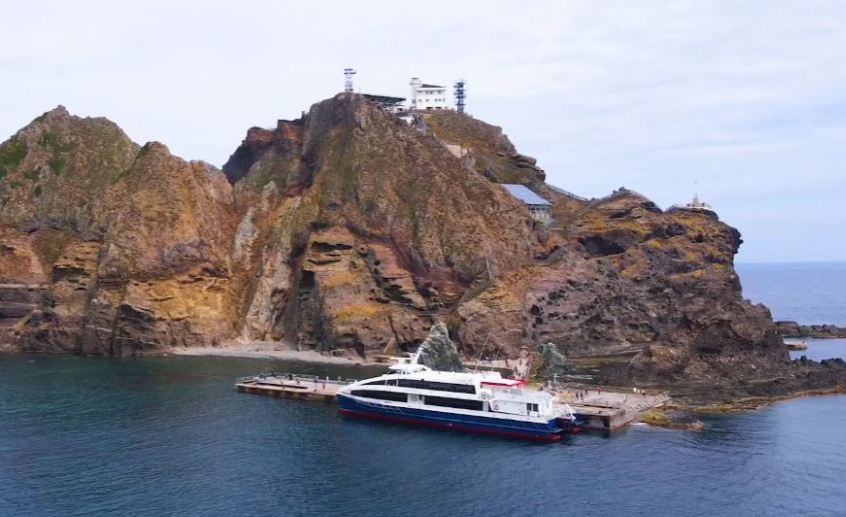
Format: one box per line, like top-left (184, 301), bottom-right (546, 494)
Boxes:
top-left (457, 193), bottom-right (788, 385)
top-left (70, 142), bottom-right (237, 355)
top-left (1, 108), bottom-right (237, 354)
top-left (224, 94), bottom-right (543, 353)
top-left (1, 96), bottom-right (843, 403)
top-left (0, 107), bottom-right (139, 347)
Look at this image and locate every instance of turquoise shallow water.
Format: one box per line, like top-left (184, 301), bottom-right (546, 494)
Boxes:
top-left (0, 263), bottom-right (844, 517)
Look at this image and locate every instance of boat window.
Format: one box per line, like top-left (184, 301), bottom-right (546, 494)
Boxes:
top-left (527, 403), bottom-right (538, 412)
top-left (424, 395), bottom-right (484, 412)
top-left (396, 379), bottom-right (476, 394)
top-left (361, 380), bottom-right (385, 386)
top-left (350, 390), bottom-right (408, 402)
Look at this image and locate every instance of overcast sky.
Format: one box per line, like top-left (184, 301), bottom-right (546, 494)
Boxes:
top-left (2, 0), bottom-right (844, 262)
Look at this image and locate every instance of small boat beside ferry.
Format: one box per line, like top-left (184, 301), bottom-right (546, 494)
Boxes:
top-left (336, 358), bottom-right (581, 441)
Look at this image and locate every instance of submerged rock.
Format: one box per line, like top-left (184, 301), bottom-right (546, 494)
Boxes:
top-left (639, 408), bottom-right (704, 431)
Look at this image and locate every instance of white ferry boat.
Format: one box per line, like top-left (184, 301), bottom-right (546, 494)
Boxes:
top-left (336, 358), bottom-right (581, 441)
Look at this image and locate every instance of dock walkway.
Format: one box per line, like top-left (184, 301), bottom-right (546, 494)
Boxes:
top-left (235, 374), bottom-right (353, 401)
top-left (554, 386), bottom-right (671, 430)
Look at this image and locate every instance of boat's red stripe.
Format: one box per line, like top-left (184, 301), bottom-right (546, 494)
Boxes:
top-left (337, 408), bottom-right (562, 442)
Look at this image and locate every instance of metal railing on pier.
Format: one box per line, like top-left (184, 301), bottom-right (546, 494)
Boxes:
top-left (236, 373), bottom-right (358, 385)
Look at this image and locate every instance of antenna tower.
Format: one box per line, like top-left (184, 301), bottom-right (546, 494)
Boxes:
top-left (343, 68), bottom-right (357, 92)
top-left (454, 78), bottom-right (467, 113)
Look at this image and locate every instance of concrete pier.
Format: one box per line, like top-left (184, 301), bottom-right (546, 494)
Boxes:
top-left (235, 374), bottom-right (351, 401)
top-left (554, 386), bottom-right (671, 430)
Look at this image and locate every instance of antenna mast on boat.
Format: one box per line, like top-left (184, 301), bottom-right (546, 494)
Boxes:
top-left (490, 341), bottom-right (505, 372)
top-left (472, 332), bottom-right (493, 373)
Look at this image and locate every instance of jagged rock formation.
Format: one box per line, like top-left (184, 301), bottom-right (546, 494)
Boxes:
top-left (223, 94), bottom-right (541, 356)
top-left (0, 108), bottom-right (237, 354)
top-left (417, 321), bottom-right (466, 372)
top-left (423, 111), bottom-right (546, 185)
top-left (536, 342), bottom-right (577, 378)
top-left (1, 94), bottom-right (844, 405)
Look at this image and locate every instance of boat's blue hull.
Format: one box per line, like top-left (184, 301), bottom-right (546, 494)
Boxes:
top-left (337, 394), bottom-right (563, 441)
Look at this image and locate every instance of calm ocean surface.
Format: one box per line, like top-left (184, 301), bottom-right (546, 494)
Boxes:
top-left (1, 263), bottom-right (844, 517)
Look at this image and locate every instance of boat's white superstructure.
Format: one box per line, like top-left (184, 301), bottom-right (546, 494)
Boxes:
top-left (337, 358), bottom-right (579, 441)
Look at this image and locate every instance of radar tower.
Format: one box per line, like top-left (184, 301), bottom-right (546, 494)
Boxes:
top-left (343, 68), bottom-right (357, 93)
top-left (454, 78), bottom-right (467, 113)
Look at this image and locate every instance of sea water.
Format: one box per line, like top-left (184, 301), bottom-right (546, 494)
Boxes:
top-left (0, 263), bottom-right (844, 517)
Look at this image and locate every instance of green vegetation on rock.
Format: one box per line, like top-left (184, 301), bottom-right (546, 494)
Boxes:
top-left (0, 139), bottom-right (27, 170)
top-left (47, 157), bottom-right (65, 174)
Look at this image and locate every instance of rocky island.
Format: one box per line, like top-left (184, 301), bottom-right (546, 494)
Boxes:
top-left (775, 321), bottom-right (846, 339)
top-left (1, 93), bottom-right (844, 408)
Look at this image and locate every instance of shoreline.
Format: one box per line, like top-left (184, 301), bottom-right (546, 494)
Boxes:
top-left (666, 385), bottom-right (846, 413)
top-left (0, 343), bottom-right (380, 367)
top-left (3, 347), bottom-right (844, 413)
top-left (168, 343), bottom-right (380, 366)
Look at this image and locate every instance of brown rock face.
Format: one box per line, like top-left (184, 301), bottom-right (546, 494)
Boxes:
top-left (0, 105), bottom-right (140, 236)
top-left (1, 96), bottom-right (843, 404)
top-left (423, 110), bottom-right (546, 184)
top-left (1, 108), bottom-right (237, 354)
top-left (225, 94), bottom-right (541, 354)
top-left (458, 194), bottom-right (791, 388)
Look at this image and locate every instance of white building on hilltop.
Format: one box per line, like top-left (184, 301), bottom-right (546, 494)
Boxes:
top-left (684, 194), bottom-right (713, 212)
top-left (410, 77), bottom-right (449, 110)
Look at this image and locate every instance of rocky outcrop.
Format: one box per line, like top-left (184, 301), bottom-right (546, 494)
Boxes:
top-left (424, 110), bottom-right (547, 185)
top-left (1, 108), bottom-right (237, 354)
top-left (0, 105), bottom-right (139, 236)
top-left (418, 322), bottom-right (465, 372)
top-left (775, 321), bottom-right (846, 339)
top-left (224, 94), bottom-right (543, 356)
top-left (537, 342), bottom-right (576, 378)
top-left (1, 96), bottom-right (843, 405)
top-left (456, 195), bottom-right (790, 386)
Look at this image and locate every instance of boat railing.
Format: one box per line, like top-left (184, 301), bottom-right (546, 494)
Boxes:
top-left (547, 380), bottom-right (659, 396)
top-left (236, 373), bottom-right (358, 385)
top-left (558, 403), bottom-right (578, 421)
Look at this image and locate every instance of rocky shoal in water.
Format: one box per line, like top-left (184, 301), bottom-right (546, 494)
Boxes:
top-left (776, 321), bottom-right (846, 339)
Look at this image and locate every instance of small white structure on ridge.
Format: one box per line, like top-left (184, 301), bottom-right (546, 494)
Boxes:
top-left (410, 77), bottom-right (449, 110)
top-left (500, 184), bottom-right (552, 221)
top-left (685, 194), bottom-right (713, 212)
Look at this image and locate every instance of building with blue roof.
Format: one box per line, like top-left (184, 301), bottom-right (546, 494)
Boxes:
top-left (500, 184), bottom-right (552, 222)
